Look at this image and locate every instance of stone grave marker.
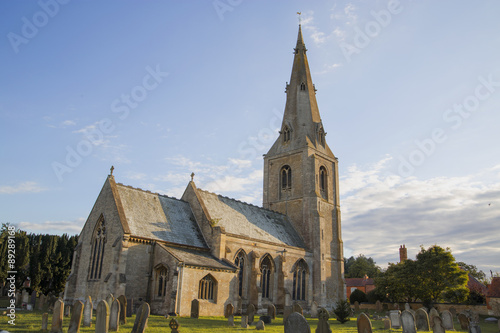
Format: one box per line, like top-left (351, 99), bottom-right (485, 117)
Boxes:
top-left (441, 310), bottom-right (454, 331)
top-left (354, 301), bottom-right (360, 312)
top-left (416, 307), bottom-right (430, 331)
top-left (169, 317), bottom-right (180, 333)
top-left (131, 302), bottom-right (150, 333)
top-left (247, 303), bottom-right (256, 324)
top-left (117, 295), bottom-right (127, 324)
top-left (109, 299), bottom-right (121, 331)
top-left (469, 314), bottom-right (481, 333)
top-left (390, 310), bottom-right (401, 329)
top-left (30, 292), bottom-right (37, 308)
top-left (260, 315), bottom-right (272, 324)
top-left (394, 303), bottom-right (400, 310)
top-left (68, 300), bottom-right (84, 333)
top-left (432, 316), bottom-right (446, 333)
top-left (241, 315), bottom-right (249, 328)
top-left (449, 307), bottom-right (456, 318)
top-left (105, 294), bottom-right (114, 308)
top-left (401, 310), bottom-right (417, 333)
top-left (317, 308), bottom-right (332, 333)
top-left (190, 299), bottom-right (199, 318)
top-left (228, 314), bottom-right (235, 326)
top-left (405, 303), bottom-right (411, 311)
top-left (293, 302), bottom-right (303, 315)
top-left (50, 299), bottom-right (64, 333)
top-left (39, 294), bottom-right (47, 310)
top-left (42, 312), bottom-right (48, 332)
top-left (429, 308), bottom-right (440, 324)
top-left (310, 301), bottom-right (319, 318)
top-left (64, 304), bottom-right (71, 317)
top-left (268, 303), bottom-right (276, 319)
top-left (375, 300), bottom-right (382, 313)
top-left (256, 320), bottom-right (265, 330)
top-left (95, 300), bottom-right (109, 333)
top-left (497, 319), bottom-right (500, 333)
top-left (83, 296), bottom-right (93, 327)
top-left (127, 298), bottom-right (133, 317)
top-left (383, 318), bottom-right (392, 330)
top-left (357, 313), bottom-right (373, 333)
top-left (22, 289), bottom-right (29, 305)
top-left (224, 303), bottom-right (234, 318)
top-left (457, 312), bottom-right (469, 330)
top-left (283, 306), bottom-right (293, 322)
top-left (284, 311), bottom-right (311, 333)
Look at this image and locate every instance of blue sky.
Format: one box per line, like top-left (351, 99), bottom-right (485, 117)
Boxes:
top-left (1, 1), bottom-right (500, 275)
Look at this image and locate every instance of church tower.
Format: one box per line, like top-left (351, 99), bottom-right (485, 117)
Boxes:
top-left (263, 25), bottom-right (345, 306)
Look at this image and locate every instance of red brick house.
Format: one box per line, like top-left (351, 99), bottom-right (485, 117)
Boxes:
top-left (345, 275), bottom-right (375, 300)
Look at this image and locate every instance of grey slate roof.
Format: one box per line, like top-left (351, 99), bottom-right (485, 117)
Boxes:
top-left (116, 184), bottom-right (208, 249)
top-left (160, 244), bottom-right (236, 271)
top-left (197, 189), bottom-right (305, 248)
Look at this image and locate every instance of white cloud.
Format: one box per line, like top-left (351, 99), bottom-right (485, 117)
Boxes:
top-left (0, 181), bottom-right (47, 194)
top-left (301, 11), bottom-right (326, 45)
top-left (61, 120), bottom-right (76, 127)
top-left (16, 217), bottom-right (85, 235)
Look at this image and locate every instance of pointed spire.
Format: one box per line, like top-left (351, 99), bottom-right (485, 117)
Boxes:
top-left (295, 24), bottom-right (306, 54)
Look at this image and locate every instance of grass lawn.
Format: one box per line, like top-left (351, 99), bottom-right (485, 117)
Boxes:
top-left (0, 309), bottom-right (498, 332)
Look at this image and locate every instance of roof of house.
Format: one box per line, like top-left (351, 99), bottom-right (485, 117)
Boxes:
top-left (159, 243), bottom-right (236, 271)
top-left (466, 272), bottom-right (488, 294)
top-left (116, 183), bottom-right (208, 249)
top-left (345, 277), bottom-right (375, 287)
top-left (196, 189), bottom-right (305, 248)
top-left (487, 277), bottom-right (500, 297)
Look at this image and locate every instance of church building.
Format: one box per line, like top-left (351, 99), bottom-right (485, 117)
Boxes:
top-left (64, 25), bottom-right (345, 316)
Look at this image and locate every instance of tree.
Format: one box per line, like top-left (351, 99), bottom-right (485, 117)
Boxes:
top-left (375, 259), bottom-right (422, 302)
top-left (350, 288), bottom-right (368, 304)
top-left (344, 254), bottom-right (382, 278)
top-left (333, 299), bottom-right (351, 323)
top-left (456, 261), bottom-right (487, 283)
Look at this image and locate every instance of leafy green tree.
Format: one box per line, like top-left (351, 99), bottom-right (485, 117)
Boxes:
top-left (344, 254), bottom-right (382, 278)
top-left (456, 261), bottom-right (487, 283)
top-left (375, 259), bottom-right (422, 302)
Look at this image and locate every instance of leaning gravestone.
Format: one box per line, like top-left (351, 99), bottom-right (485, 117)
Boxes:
top-left (375, 300), bottom-right (382, 313)
top-left (416, 307), bottom-right (430, 331)
top-left (83, 296), bottom-right (93, 327)
top-left (390, 310), bottom-right (402, 328)
top-left (284, 312), bottom-right (311, 333)
top-left (293, 302), bottom-right (303, 315)
top-left (401, 310), bottom-right (417, 333)
top-left (449, 307), bottom-right (457, 318)
top-left (432, 316), bottom-right (446, 333)
top-left (310, 301), bottom-right (319, 318)
top-left (117, 295), bottom-right (127, 324)
top-left (131, 302), bottom-right (150, 333)
top-left (256, 320), bottom-right (265, 330)
top-left (317, 308), bottom-right (332, 333)
top-left (228, 314), bottom-right (235, 327)
top-left (68, 300), bottom-right (84, 333)
top-left (109, 299), bottom-right (121, 331)
top-left (383, 318), bottom-right (392, 330)
top-left (267, 303), bottom-right (276, 319)
top-left (457, 312), bottom-right (469, 330)
top-left (429, 308), bottom-right (440, 324)
top-left (95, 300), bottom-right (109, 333)
top-left (441, 310), bottom-right (454, 331)
top-left (357, 313), bottom-right (373, 333)
top-left (42, 312), bottom-right (49, 332)
top-left (241, 315), bottom-right (249, 328)
top-left (247, 303), bottom-right (256, 324)
top-left (224, 303), bottom-right (234, 318)
top-left (50, 299), bottom-right (64, 333)
top-left (190, 299), bottom-right (199, 318)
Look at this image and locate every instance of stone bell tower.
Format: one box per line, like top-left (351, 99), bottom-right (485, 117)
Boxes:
top-left (263, 25), bottom-right (345, 306)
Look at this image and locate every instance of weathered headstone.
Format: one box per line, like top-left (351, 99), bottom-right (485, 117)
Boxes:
top-left (284, 312), bottom-right (311, 333)
top-left (469, 315), bottom-right (481, 333)
top-left (83, 296), bottom-right (93, 327)
top-left (127, 298), bottom-right (133, 317)
top-left (169, 317), bottom-right (180, 333)
top-left (50, 299), bottom-right (64, 333)
top-left (390, 310), bottom-right (401, 329)
top-left (401, 310), bottom-right (417, 333)
top-left (268, 303), bottom-right (276, 319)
top-left (416, 307), bottom-right (430, 331)
top-left (317, 308), bottom-right (332, 333)
top-left (449, 307), bottom-right (457, 318)
top-left (283, 306), bottom-right (293, 322)
top-left (68, 300), bottom-right (84, 333)
top-left (117, 295), bottom-right (127, 324)
top-left (109, 299), bottom-right (120, 331)
top-left (293, 302), bottom-right (303, 315)
top-left (429, 308), bottom-right (440, 324)
top-left (64, 304), bottom-right (71, 317)
top-left (228, 314), bottom-right (235, 326)
top-left (432, 316), bottom-right (446, 333)
top-left (354, 301), bottom-right (360, 312)
top-left (42, 312), bottom-right (49, 332)
top-left (375, 300), bottom-right (382, 313)
top-left (190, 299), bottom-right (199, 319)
top-left (95, 300), bottom-right (109, 333)
top-left (405, 303), bottom-right (411, 311)
top-left (224, 303), bottom-right (234, 318)
top-left (39, 294), bottom-right (47, 310)
top-left (131, 302), bottom-right (150, 333)
top-left (241, 315), bottom-right (249, 328)
top-left (383, 318), bottom-right (392, 330)
top-left (22, 289), bottom-right (30, 305)
top-left (441, 310), bottom-right (454, 331)
top-left (30, 292), bottom-right (37, 307)
top-left (357, 313), bottom-right (373, 333)
top-left (260, 315), bottom-right (272, 324)
top-left (105, 294), bottom-right (114, 308)
top-left (256, 320), bottom-right (265, 330)
top-left (457, 312), bottom-right (469, 330)
top-left (394, 303), bottom-right (400, 310)
top-left (247, 303), bottom-right (256, 324)
top-left (310, 301), bottom-right (319, 318)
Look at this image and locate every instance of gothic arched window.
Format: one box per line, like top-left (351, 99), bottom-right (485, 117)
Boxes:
top-left (260, 255), bottom-right (274, 299)
top-left (320, 166), bottom-right (328, 199)
top-left (280, 165), bottom-right (292, 191)
top-left (156, 266), bottom-right (168, 297)
top-left (235, 250), bottom-right (246, 297)
top-left (318, 127), bottom-right (325, 146)
top-left (292, 259), bottom-right (308, 301)
top-left (282, 126), bottom-right (291, 143)
top-left (199, 274), bottom-right (217, 301)
top-left (89, 215), bottom-right (106, 280)
top-left (300, 82), bottom-right (306, 91)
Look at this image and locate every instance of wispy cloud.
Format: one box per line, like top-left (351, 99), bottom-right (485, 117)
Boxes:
top-left (16, 217), bottom-right (85, 235)
top-left (301, 11), bottom-right (326, 45)
top-left (0, 181), bottom-right (47, 194)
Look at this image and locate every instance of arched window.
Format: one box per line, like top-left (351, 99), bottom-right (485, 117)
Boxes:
top-left (318, 127), bottom-right (325, 146)
top-left (282, 126), bottom-right (291, 143)
top-left (199, 274), bottom-right (217, 301)
top-left (260, 255), bottom-right (274, 299)
top-left (292, 259), bottom-right (308, 301)
top-left (235, 250), bottom-right (246, 297)
top-left (280, 165), bottom-right (292, 191)
top-left (320, 166), bottom-right (328, 199)
top-left (89, 215), bottom-right (106, 280)
top-left (300, 82), bottom-right (306, 91)
top-left (156, 266), bottom-right (168, 297)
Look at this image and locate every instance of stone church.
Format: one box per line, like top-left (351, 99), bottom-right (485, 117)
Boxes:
top-left (64, 25), bottom-right (345, 316)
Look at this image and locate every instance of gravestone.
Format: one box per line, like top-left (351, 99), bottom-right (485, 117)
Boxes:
top-left (457, 312), bottom-right (469, 330)
top-left (68, 300), bottom-right (84, 333)
top-left (432, 316), bottom-right (446, 333)
top-left (109, 299), bottom-right (121, 331)
top-left (429, 308), bottom-right (440, 324)
top-left (497, 319), bottom-right (500, 333)
top-left (317, 308), bottom-right (332, 333)
top-left (83, 296), bottom-right (93, 327)
top-left (383, 318), bottom-right (392, 330)
top-left (256, 320), bottom-right (265, 330)
top-left (267, 304), bottom-right (276, 319)
top-left (405, 303), bottom-right (411, 311)
top-left (357, 313), bottom-right (373, 333)
top-left (394, 303), bottom-right (400, 310)
top-left (169, 318), bottom-right (180, 333)
top-left (224, 303), bottom-right (234, 318)
top-left (390, 310), bottom-right (401, 329)
top-left (127, 298), bottom-right (133, 317)
top-left (50, 299), bottom-right (64, 333)
top-left (283, 306), bottom-right (293, 322)
top-left (39, 294), bottom-right (47, 310)
top-left (293, 302), bottom-right (303, 315)
top-left (190, 299), bottom-right (199, 318)
top-left (30, 292), bottom-right (37, 307)
top-left (284, 312), bottom-right (311, 333)
top-left (95, 300), bottom-right (109, 333)
top-left (416, 307), bottom-right (430, 331)
top-left (469, 314), bottom-right (481, 333)
top-left (449, 307), bottom-right (456, 318)
top-left (241, 315), bottom-right (249, 328)
top-left (401, 310), bottom-right (417, 333)
top-left (375, 300), bottom-right (382, 313)
top-left (228, 314), bottom-right (235, 326)
top-left (105, 294), bottom-right (114, 308)
top-left (117, 295), bottom-right (127, 324)
top-left (354, 301), bottom-right (360, 312)
top-left (22, 289), bottom-right (29, 305)
top-left (42, 312), bottom-right (49, 332)
top-left (247, 303), bottom-right (256, 324)
top-left (310, 301), bottom-right (319, 318)
top-left (65, 304), bottom-right (71, 317)
top-left (131, 302), bottom-right (150, 333)
top-left (441, 310), bottom-right (454, 331)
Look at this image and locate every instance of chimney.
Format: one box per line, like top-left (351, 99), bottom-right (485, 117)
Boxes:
top-left (399, 245), bottom-right (407, 262)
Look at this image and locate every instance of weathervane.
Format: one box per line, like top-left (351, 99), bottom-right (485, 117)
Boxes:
top-left (297, 11), bottom-right (302, 24)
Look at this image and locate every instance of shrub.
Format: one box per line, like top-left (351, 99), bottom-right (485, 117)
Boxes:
top-left (333, 299), bottom-right (352, 323)
top-left (367, 288), bottom-right (386, 303)
top-left (350, 288), bottom-right (368, 304)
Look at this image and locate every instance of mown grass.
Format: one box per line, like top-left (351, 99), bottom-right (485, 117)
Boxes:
top-left (0, 309), bottom-right (498, 333)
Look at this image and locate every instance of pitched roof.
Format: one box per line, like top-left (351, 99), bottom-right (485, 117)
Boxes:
top-left (196, 189), bottom-right (305, 248)
top-left (487, 277), bottom-right (500, 297)
top-left (115, 183), bottom-right (208, 249)
top-left (159, 244), bottom-right (236, 272)
top-left (345, 277), bottom-right (375, 287)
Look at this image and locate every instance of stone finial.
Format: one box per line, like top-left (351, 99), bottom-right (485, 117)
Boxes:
top-left (110, 165), bottom-right (114, 176)
top-left (190, 172), bottom-right (195, 182)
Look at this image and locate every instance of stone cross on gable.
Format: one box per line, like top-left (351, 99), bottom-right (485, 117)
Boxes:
top-left (110, 165), bottom-right (114, 176)
top-left (191, 172), bottom-right (195, 181)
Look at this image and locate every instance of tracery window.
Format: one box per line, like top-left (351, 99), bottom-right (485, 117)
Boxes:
top-left (89, 215), bottom-right (106, 280)
top-left (300, 82), bottom-right (306, 91)
top-left (280, 165), bottom-right (292, 191)
top-left (156, 266), bottom-right (168, 297)
top-left (260, 255), bottom-right (274, 299)
top-left (235, 250), bottom-right (246, 297)
top-left (292, 259), bottom-right (308, 301)
top-left (282, 126), bottom-right (291, 143)
top-left (318, 127), bottom-right (325, 146)
top-left (199, 274), bottom-right (217, 301)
